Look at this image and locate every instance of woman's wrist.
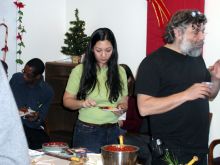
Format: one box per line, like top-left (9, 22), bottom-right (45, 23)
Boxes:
top-left (117, 103), bottom-right (127, 110)
top-left (80, 100), bottom-right (85, 108)
top-left (118, 120), bottom-right (124, 127)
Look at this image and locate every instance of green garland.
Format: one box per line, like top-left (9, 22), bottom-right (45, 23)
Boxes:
top-left (14, 0), bottom-right (26, 64)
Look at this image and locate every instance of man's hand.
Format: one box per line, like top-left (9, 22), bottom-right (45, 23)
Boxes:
top-left (25, 112), bottom-right (39, 122)
top-left (19, 107), bottom-right (28, 113)
top-left (118, 120), bottom-right (124, 127)
top-left (183, 83), bottom-right (212, 101)
top-left (209, 60), bottom-right (220, 79)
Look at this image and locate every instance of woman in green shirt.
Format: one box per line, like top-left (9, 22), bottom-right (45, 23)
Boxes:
top-left (63, 28), bottom-right (128, 153)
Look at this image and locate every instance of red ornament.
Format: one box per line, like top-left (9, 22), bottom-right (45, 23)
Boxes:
top-left (14, 0), bottom-right (25, 64)
top-left (16, 33), bottom-right (22, 41)
top-left (14, 1), bottom-right (25, 9)
top-left (1, 46), bottom-right (8, 52)
top-left (0, 23), bottom-right (8, 61)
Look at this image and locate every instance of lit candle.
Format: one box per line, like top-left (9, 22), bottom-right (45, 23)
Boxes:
top-left (119, 135), bottom-right (124, 146)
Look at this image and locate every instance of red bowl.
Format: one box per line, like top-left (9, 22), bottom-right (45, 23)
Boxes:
top-left (42, 142), bottom-right (68, 153)
top-left (103, 145), bottom-right (137, 152)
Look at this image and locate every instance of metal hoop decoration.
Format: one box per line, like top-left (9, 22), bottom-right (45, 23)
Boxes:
top-left (0, 23), bottom-right (8, 61)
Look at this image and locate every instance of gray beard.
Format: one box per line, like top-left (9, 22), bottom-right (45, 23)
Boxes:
top-left (185, 47), bottom-right (202, 57)
top-left (180, 39), bottom-right (203, 57)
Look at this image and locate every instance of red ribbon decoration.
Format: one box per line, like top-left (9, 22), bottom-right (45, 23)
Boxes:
top-left (14, 1), bottom-right (25, 9)
top-left (0, 23), bottom-right (8, 61)
top-left (147, 0), bottom-right (171, 27)
top-left (14, 0), bottom-right (26, 64)
top-left (16, 33), bottom-right (22, 41)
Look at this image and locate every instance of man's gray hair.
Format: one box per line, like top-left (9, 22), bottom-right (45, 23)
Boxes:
top-left (164, 9), bottom-right (207, 43)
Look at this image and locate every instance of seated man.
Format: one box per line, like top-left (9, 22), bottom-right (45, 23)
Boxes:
top-left (10, 58), bottom-right (54, 149)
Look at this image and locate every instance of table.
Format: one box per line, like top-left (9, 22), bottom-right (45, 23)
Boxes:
top-left (30, 154), bottom-right (70, 165)
top-left (29, 149), bottom-right (103, 165)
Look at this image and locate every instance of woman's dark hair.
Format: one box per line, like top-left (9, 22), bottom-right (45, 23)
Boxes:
top-left (77, 28), bottom-right (123, 102)
top-left (164, 9), bottom-right (207, 43)
top-left (119, 64), bottom-right (135, 96)
top-left (26, 58), bottom-right (45, 76)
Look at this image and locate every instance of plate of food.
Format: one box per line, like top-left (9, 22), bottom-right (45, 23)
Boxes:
top-left (19, 108), bottom-right (35, 117)
top-left (42, 144), bottom-right (87, 160)
top-left (98, 106), bottom-right (123, 112)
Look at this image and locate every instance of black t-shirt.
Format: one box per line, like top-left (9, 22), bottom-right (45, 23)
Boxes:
top-left (135, 47), bottom-right (210, 153)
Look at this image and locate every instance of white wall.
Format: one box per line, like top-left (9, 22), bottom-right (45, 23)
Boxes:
top-left (204, 0), bottom-right (220, 157)
top-left (16, 0), bottom-right (146, 76)
top-left (66, 0), bottom-right (146, 75)
top-left (16, 0), bottom-right (66, 72)
top-left (0, 0), bottom-right (17, 78)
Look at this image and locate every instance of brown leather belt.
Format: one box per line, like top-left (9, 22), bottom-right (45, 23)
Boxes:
top-left (79, 120), bottom-right (118, 128)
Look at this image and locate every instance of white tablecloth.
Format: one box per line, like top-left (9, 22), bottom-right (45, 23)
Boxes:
top-left (31, 154), bottom-right (70, 165)
top-left (29, 150), bottom-right (103, 165)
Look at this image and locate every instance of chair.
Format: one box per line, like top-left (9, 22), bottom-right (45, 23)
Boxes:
top-left (208, 139), bottom-right (220, 165)
top-left (208, 112), bottom-right (220, 165)
top-left (209, 112), bottom-right (212, 126)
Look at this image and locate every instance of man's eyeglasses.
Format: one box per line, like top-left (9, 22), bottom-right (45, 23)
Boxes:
top-left (191, 11), bottom-right (202, 17)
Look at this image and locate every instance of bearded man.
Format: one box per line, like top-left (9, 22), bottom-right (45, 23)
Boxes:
top-left (135, 10), bottom-right (220, 165)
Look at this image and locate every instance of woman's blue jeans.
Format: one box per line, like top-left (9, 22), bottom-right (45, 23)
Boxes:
top-left (72, 120), bottom-right (120, 153)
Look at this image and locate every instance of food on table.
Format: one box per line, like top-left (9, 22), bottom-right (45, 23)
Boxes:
top-left (103, 145), bottom-right (137, 152)
top-left (42, 142), bottom-right (68, 153)
top-left (69, 148), bottom-right (88, 164)
top-left (43, 142), bottom-right (67, 147)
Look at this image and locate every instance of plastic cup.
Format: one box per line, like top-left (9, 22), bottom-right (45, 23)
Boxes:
top-left (202, 82), bottom-right (213, 89)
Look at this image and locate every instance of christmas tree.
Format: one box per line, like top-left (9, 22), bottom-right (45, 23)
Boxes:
top-left (61, 8), bottom-right (90, 56)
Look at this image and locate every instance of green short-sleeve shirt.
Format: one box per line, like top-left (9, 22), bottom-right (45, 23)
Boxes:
top-left (65, 64), bottom-right (128, 124)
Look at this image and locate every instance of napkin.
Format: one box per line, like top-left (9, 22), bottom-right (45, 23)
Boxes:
top-left (86, 153), bottom-right (103, 165)
top-left (118, 112), bottom-right (126, 120)
top-left (29, 149), bottom-right (44, 157)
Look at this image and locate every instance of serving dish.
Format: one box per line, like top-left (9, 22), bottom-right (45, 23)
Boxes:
top-left (101, 144), bottom-right (139, 165)
top-left (42, 142), bottom-right (68, 153)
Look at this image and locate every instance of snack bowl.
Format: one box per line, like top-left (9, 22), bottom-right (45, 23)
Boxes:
top-left (101, 144), bottom-right (139, 165)
top-left (42, 142), bottom-right (68, 153)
